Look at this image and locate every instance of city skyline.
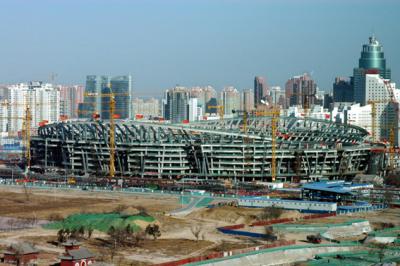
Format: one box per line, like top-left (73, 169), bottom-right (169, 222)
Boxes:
top-left (0, 0), bottom-right (399, 95)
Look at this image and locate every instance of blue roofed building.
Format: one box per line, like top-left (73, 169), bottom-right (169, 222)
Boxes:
top-left (301, 181), bottom-right (373, 202)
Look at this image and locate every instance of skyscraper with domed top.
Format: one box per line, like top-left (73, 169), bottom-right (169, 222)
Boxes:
top-left (353, 35), bottom-right (391, 105)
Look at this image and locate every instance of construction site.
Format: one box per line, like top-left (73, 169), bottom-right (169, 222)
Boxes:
top-left (28, 115), bottom-right (388, 183)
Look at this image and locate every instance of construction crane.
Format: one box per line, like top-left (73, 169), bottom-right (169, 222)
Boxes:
top-left (0, 107), bottom-right (32, 177)
top-left (254, 106), bottom-right (281, 182)
top-left (208, 105), bottom-right (224, 123)
top-left (80, 90), bottom-right (123, 179)
top-left (367, 80), bottom-right (398, 168)
top-left (233, 105), bottom-right (281, 182)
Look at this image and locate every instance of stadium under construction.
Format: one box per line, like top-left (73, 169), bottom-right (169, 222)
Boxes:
top-left (30, 116), bottom-right (387, 182)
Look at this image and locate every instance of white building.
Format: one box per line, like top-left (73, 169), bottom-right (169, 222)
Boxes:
top-left (344, 104), bottom-right (372, 135)
top-left (133, 98), bottom-right (160, 118)
top-left (0, 100), bottom-right (8, 134)
top-left (365, 74), bottom-right (399, 143)
top-left (7, 82), bottom-right (60, 135)
top-left (188, 98), bottom-right (198, 122)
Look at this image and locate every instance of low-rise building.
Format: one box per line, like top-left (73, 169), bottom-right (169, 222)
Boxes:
top-left (2, 243), bottom-right (39, 265)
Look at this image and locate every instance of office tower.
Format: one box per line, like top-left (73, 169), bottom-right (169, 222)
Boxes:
top-left (353, 36), bottom-right (391, 105)
top-left (78, 75), bottom-right (132, 119)
top-left (365, 74), bottom-right (399, 143)
top-left (133, 98), bottom-right (160, 118)
top-left (59, 85), bottom-right (84, 119)
top-left (333, 77), bottom-right (354, 103)
top-left (254, 76), bottom-right (268, 108)
top-left (242, 89), bottom-right (254, 112)
top-left (269, 86), bottom-right (285, 107)
top-left (163, 86), bottom-right (190, 123)
top-left (324, 93), bottom-right (334, 110)
top-left (7, 82), bottom-right (60, 134)
top-left (221, 86), bottom-right (241, 115)
top-left (285, 73), bottom-right (317, 109)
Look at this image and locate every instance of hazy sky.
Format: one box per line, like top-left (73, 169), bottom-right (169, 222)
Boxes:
top-left (0, 0), bottom-right (399, 96)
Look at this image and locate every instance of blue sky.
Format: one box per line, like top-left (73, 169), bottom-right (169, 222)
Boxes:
top-left (0, 0), bottom-right (399, 96)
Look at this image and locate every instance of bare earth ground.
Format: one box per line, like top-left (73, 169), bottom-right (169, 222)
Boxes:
top-left (0, 187), bottom-right (263, 265)
top-left (1, 186), bottom-right (399, 265)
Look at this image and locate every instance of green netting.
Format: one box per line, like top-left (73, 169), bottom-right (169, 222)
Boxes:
top-left (195, 197), bottom-right (214, 207)
top-left (273, 219), bottom-right (368, 233)
top-left (180, 195), bottom-right (192, 205)
top-left (369, 226), bottom-right (400, 237)
top-left (187, 243), bottom-right (360, 266)
top-left (44, 213), bottom-right (155, 232)
top-left (309, 249), bottom-right (400, 266)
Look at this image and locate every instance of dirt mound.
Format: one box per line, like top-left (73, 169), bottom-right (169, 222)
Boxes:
top-left (188, 206), bottom-right (303, 225)
top-left (188, 206), bottom-right (261, 224)
top-left (280, 210), bottom-right (303, 220)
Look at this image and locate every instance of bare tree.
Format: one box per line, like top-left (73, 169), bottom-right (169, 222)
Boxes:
top-left (23, 184), bottom-right (31, 202)
top-left (48, 213), bottom-right (64, 222)
top-left (145, 224), bottom-right (161, 240)
top-left (190, 225), bottom-right (203, 241)
top-left (259, 206), bottom-right (283, 220)
top-left (113, 204), bottom-right (128, 213)
top-left (383, 190), bottom-right (394, 206)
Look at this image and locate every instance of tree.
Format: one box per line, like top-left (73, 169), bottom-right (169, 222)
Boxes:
top-left (370, 243), bottom-right (387, 262)
top-left (78, 226), bottom-right (85, 238)
top-left (145, 224), bottom-right (161, 240)
top-left (57, 229), bottom-right (66, 243)
top-left (190, 225), bottom-right (203, 241)
top-left (264, 226), bottom-right (277, 242)
top-left (113, 204), bottom-right (128, 213)
top-left (259, 206), bottom-right (283, 220)
top-left (87, 227), bottom-right (94, 239)
top-left (382, 190), bottom-right (394, 206)
top-left (48, 213), bottom-right (64, 222)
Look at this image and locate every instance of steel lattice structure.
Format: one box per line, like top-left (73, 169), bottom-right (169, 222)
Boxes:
top-left (30, 116), bottom-right (385, 181)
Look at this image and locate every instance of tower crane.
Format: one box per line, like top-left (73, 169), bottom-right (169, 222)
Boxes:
top-left (367, 80), bottom-right (398, 169)
top-left (79, 90), bottom-right (127, 179)
top-left (232, 105), bottom-right (280, 182)
top-left (0, 106), bottom-right (32, 178)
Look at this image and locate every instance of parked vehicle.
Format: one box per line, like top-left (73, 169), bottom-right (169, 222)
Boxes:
top-left (307, 234), bottom-right (322, 244)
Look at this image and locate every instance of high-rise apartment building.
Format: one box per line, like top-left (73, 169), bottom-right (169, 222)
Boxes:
top-left (163, 86), bottom-right (190, 123)
top-left (0, 100), bottom-right (8, 134)
top-left (78, 75), bottom-right (132, 119)
top-left (221, 86), bottom-right (241, 115)
top-left (254, 76), bottom-right (268, 108)
top-left (242, 89), bottom-right (254, 112)
top-left (59, 85), bottom-right (84, 119)
top-left (269, 86), bottom-right (285, 107)
top-left (285, 73), bottom-right (317, 109)
top-left (8, 82), bottom-right (60, 135)
top-left (189, 86), bottom-right (216, 118)
top-left (333, 77), bottom-right (354, 103)
top-left (133, 98), bottom-right (160, 118)
top-left (353, 36), bottom-right (391, 105)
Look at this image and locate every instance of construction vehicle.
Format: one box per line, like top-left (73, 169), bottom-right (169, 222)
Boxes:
top-left (307, 234), bottom-right (322, 244)
top-left (67, 177), bottom-right (76, 185)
